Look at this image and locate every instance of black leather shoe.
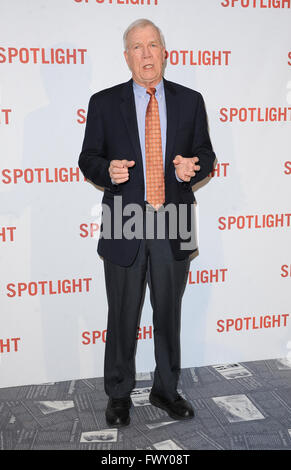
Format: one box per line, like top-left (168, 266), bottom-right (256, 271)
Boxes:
top-left (149, 391), bottom-right (194, 420)
top-left (105, 397), bottom-right (131, 427)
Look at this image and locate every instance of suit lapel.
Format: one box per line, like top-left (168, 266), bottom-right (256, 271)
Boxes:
top-left (120, 79), bottom-right (144, 181)
top-left (164, 78), bottom-right (179, 175)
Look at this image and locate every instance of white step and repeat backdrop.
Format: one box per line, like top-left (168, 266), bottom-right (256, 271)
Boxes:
top-left (0, 0), bottom-right (291, 388)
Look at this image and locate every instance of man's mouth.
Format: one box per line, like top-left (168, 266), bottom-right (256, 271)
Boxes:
top-left (143, 64), bottom-right (154, 69)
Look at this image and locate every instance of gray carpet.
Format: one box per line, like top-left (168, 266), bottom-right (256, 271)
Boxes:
top-left (1, 358), bottom-right (291, 450)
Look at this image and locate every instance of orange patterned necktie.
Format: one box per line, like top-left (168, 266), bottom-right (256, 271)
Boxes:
top-left (145, 87), bottom-right (165, 210)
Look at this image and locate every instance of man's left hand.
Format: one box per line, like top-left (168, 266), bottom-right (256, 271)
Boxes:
top-left (173, 155), bottom-right (200, 182)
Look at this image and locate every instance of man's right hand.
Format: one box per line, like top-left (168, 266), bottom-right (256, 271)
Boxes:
top-left (109, 159), bottom-right (135, 184)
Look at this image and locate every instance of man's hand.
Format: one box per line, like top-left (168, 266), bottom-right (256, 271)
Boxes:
top-left (109, 159), bottom-right (135, 184)
top-left (173, 155), bottom-right (200, 182)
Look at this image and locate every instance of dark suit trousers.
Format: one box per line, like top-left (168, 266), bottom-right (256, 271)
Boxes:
top-left (103, 205), bottom-right (190, 402)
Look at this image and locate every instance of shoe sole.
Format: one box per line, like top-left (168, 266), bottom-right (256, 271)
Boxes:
top-left (149, 395), bottom-right (194, 421)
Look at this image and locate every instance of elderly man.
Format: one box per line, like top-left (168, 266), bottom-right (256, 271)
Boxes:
top-left (79, 19), bottom-right (215, 427)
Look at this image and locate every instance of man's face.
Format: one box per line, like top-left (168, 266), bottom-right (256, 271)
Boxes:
top-left (124, 25), bottom-right (166, 88)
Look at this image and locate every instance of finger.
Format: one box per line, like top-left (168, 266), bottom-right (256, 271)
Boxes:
top-left (188, 163), bottom-right (196, 170)
top-left (111, 160), bottom-right (125, 169)
top-left (109, 175), bottom-right (128, 183)
top-left (111, 166), bottom-right (129, 173)
top-left (173, 155), bottom-right (183, 164)
top-left (114, 176), bottom-right (129, 184)
top-left (110, 171), bottom-right (128, 179)
top-left (192, 156), bottom-right (199, 163)
top-left (185, 166), bottom-right (195, 174)
top-left (111, 167), bottom-right (128, 175)
top-left (111, 173), bottom-right (129, 181)
top-left (122, 159), bottom-right (135, 167)
top-left (188, 162), bottom-right (200, 171)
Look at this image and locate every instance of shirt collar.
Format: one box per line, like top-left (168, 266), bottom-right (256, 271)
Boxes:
top-left (133, 78), bottom-right (164, 99)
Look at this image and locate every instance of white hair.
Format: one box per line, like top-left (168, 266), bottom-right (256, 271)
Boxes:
top-left (123, 19), bottom-right (166, 51)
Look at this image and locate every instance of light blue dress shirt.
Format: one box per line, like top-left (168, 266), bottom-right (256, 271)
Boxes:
top-left (133, 79), bottom-right (167, 199)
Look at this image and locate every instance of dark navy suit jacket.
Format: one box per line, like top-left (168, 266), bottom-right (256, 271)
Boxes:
top-left (79, 78), bottom-right (215, 266)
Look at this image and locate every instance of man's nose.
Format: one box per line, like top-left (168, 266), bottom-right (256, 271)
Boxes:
top-left (143, 46), bottom-right (153, 58)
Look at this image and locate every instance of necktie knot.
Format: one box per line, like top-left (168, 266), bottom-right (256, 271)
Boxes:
top-left (146, 87), bottom-right (156, 97)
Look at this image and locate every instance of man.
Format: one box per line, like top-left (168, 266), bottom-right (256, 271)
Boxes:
top-left (79, 19), bottom-right (215, 427)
